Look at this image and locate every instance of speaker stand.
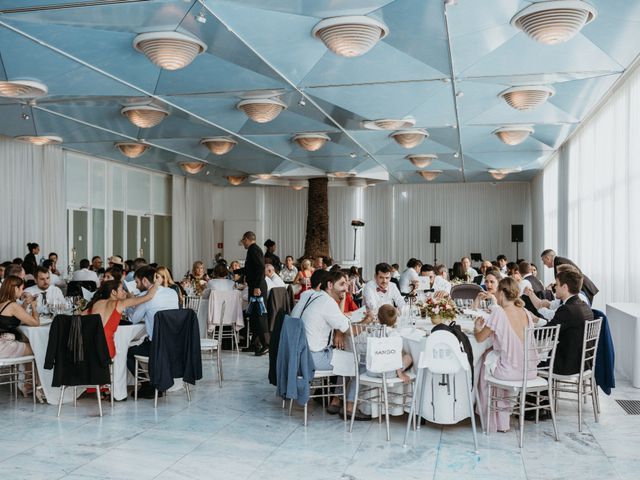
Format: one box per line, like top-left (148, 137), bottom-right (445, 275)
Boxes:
top-left (352, 226), bottom-right (358, 261)
top-left (432, 243), bottom-right (438, 265)
top-left (515, 241), bottom-right (520, 260)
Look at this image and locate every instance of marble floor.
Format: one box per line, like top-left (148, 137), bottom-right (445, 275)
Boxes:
top-left (0, 353), bottom-right (638, 480)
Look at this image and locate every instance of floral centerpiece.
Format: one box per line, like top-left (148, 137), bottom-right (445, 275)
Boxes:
top-left (421, 295), bottom-right (457, 325)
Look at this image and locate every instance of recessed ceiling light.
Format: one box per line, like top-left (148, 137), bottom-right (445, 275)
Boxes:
top-left (226, 175), bottom-right (247, 186)
top-left (289, 179), bottom-right (307, 190)
top-left (201, 137), bottom-right (237, 155)
top-left (511, 0), bottom-right (597, 45)
top-left (15, 135), bottom-right (62, 146)
top-left (312, 16), bottom-right (389, 57)
top-left (406, 154), bottom-right (437, 168)
top-left (390, 129), bottom-right (429, 148)
top-left (255, 174), bottom-right (273, 180)
top-left (0, 80), bottom-right (48, 99)
top-left (332, 171), bottom-right (355, 178)
top-left (363, 118), bottom-right (416, 130)
top-left (180, 161), bottom-right (206, 174)
top-left (292, 133), bottom-right (331, 152)
top-left (347, 178), bottom-right (368, 187)
top-left (133, 31), bottom-right (207, 70)
top-left (500, 85), bottom-right (556, 110)
top-left (493, 125), bottom-right (535, 145)
top-left (237, 98), bottom-right (286, 123)
top-left (419, 170), bottom-right (442, 181)
top-left (121, 105), bottom-right (169, 128)
top-left (115, 142), bottom-right (149, 158)
top-left (488, 169), bottom-right (509, 180)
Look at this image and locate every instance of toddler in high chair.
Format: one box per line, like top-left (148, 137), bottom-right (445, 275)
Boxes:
top-left (370, 304), bottom-right (413, 383)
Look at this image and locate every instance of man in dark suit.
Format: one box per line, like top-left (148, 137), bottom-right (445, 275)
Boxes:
top-left (541, 249), bottom-right (598, 304)
top-left (473, 260), bottom-right (493, 286)
top-left (546, 270), bottom-right (594, 375)
top-left (238, 231), bottom-right (269, 356)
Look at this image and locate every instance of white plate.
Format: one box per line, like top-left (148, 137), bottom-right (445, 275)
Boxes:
top-left (38, 317), bottom-right (53, 326)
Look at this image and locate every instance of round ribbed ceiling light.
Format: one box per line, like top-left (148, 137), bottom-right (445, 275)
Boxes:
top-left (15, 135), bottom-right (62, 146)
top-left (406, 154), bottom-right (437, 168)
top-left (201, 137), bottom-right (237, 155)
top-left (180, 161), bottom-right (206, 174)
top-left (500, 85), bottom-right (555, 111)
top-left (511, 1), bottom-right (597, 45)
top-left (493, 126), bottom-right (534, 145)
top-left (489, 169), bottom-right (510, 180)
top-left (0, 80), bottom-right (48, 98)
top-left (347, 178), bottom-right (368, 187)
top-left (133, 31), bottom-right (207, 70)
top-left (312, 16), bottom-right (389, 57)
top-left (237, 98), bottom-right (286, 123)
top-left (255, 174), bottom-right (273, 180)
top-left (390, 129), bottom-right (429, 149)
top-left (226, 175), bottom-right (247, 186)
top-left (363, 118), bottom-right (416, 130)
top-left (289, 179), bottom-right (307, 191)
top-left (115, 142), bottom-right (149, 158)
top-left (419, 170), bottom-right (442, 181)
top-left (292, 133), bottom-right (331, 152)
top-left (121, 105), bottom-right (169, 128)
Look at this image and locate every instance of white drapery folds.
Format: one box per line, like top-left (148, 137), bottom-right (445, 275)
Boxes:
top-left (0, 137), bottom-right (66, 266)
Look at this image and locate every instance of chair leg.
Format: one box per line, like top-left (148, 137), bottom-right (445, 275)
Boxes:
top-left (518, 388), bottom-right (526, 449)
top-left (185, 383), bottom-right (191, 403)
top-left (73, 386), bottom-right (77, 406)
top-left (590, 378), bottom-right (599, 422)
top-left (134, 359), bottom-right (139, 402)
top-left (548, 383), bottom-right (559, 441)
top-left (31, 360), bottom-right (36, 405)
top-left (57, 385), bottom-right (66, 417)
top-left (475, 388), bottom-right (485, 433)
top-left (217, 349), bottom-right (223, 387)
top-left (465, 371), bottom-right (478, 453)
top-left (342, 377), bottom-right (347, 423)
top-left (416, 370), bottom-right (428, 428)
top-left (577, 381), bottom-right (583, 432)
top-left (154, 389), bottom-right (159, 409)
top-left (288, 399), bottom-right (293, 415)
top-left (382, 374), bottom-right (391, 442)
top-left (349, 377), bottom-right (361, 433)
top-left (96, 386), bottom-right (103, 417)
top-left (304, 402), bottom-right (308, 426)
top-left (403, 370), bottom-right (421, 447)
top-left (486, 384), bottom-right (492, 437)
top-left (110, 365), bottom-right (114, 408)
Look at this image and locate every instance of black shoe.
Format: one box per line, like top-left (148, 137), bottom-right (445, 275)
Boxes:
top-left (242, 345), bottom-right (257, 353)
top-left (255, 345), bottom-right (269, 357)
top-left (138, 389), bottom-right (163, 400)
top-left (341, 408), bottom-right (371, 421)
top-left (326, 403), bottom-right (341, 415)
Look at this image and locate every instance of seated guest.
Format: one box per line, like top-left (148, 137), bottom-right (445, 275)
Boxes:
top-left (497, 254), bottom-right (508, 277)
top-left (336, 272), bottom-right (359, 314)
top-left (517, 261), bottom-right (533, 295)
top-left (294, 259), bottom-right (313, 300)
top-left (280, 256), bottom-right (298, 283)
top-left (265, 264), bottom-right (286, 293)
top-left (207, 264), bottom-right (235, 292)
top-left (473, 260), bottom-right (494, 286)
top-left (313, 256), bottom-right (324, 270)
top-left (291, 271), bottom-right (372, 420)
top-left (399, 258), bottom-right (421, 294)
top-left (83, 279), bottom-right (158, 359)
top-left (71, 259), bottom-right (100, 287)
top-left (462, 256), bottom-right (478, 280)
top-left (48, 252), bottom-right (62, 276)
top-left (474, 277), bottom-right (539, 432)
top-left (432, 264), bottom-right (451, 294)
top-left (228, 260), bottom-right (241, 281)
top-left (126, 266), bottom-right (179, 398)
top-left (362, 263), bottom-right (404, 314)
top-left (506, 262), bottom-right (521, 281)
top-left (0, 263), bottom-right (7, 284)
top-left (348, 266), bottom-right (363, 298)
top-left (297, 269), bottom-right (329, 304)
top-left (4, 264), bottom-right (25, 280)
top-left (545, 270), bottom-right (594, 375)
top-left (391, 263), bottom-right (401, 280)
top-left (419, 264), bottom-right (435, 283)
top-left (451, 262), bottom-right (467, 282)
top-left (157, 266), bottom-right (185, 305)
top-left (42, 259), bottom-right (65, 288)
top-left (25, 267), bottom-right (65, 313)
top-left (184, 260), bottom-right (209, 284)
top-left (323, 256), bottom-right (333, 271)
top-left (525, 264), bottom-right (591, 317)
top-left (90, 256), bottom-right (104, 275)
top-left (472, 268), bottom-right (501, 308)
top-left (0, 276), bottom-right (39, 360)
top-left (521, 261), bottom-right (546, 298)
top-left (125, 258), bottom-right (147, 282)
top-left (102, 266), bottom-right (123, 285)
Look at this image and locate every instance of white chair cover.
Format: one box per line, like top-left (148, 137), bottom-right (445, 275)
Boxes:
top-left (207, 290), bottom-right (243, 334)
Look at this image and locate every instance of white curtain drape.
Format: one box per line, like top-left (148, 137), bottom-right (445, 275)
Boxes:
top-left (328, 187), bottom-right (364, 263)
top-left (261, 187), bottom-right (308, 260)
top-left (171, 176), bottom-right (218, 278)
top-left (0, 137), bottom-right (66, 267)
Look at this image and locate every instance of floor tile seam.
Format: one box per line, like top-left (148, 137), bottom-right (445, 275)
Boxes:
top-left (431, 427), bottom-right (444, 479)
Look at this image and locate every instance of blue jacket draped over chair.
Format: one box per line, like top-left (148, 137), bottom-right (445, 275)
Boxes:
top-left (276, 314), bottom-right (315, 405)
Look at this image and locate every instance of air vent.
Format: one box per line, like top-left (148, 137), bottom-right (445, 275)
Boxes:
top-left (312, 16), bottom-right (389, 57)
top-left (180, 162), bottom-right (206, 174)
top-left (407, 154), bottom-right (437, 168)
top-left (237, 98), bottom-right (286, 123)
top-left (500, 85), bottom-right (555, 111)
top-left (133, 31), bottom-right (207, 70)
top-left (390, 129), bottom-right (429, 149)
top-left (121, 105), bottom-right (168, 128)
top-left (115, 142), bottom-right (149, 158)
top-left (201, 137), bottom-right (237, 155)
top-left (419, 170), bottom-right (442, 181)
top-left (493, 126), bottom-right (534, 145)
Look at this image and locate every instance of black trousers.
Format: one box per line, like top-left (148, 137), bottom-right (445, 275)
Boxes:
top-left (249, 309), bottom-right (269, 346)
top-left (127, 338), bottom-right (152, 376)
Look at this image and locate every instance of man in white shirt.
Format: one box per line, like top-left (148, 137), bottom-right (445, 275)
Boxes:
top-left (24, 267), bottom-right (65, 314)
top-left (291, 270), bottom-right (372, 420)
top-left (71, 259), bottom-right (100, 287)
top-left (42, 259), bottom-right (66, 288)
top-left (362, 263), bottom-right (405, 314)
top-left (461, 256), bottom-right (478, 280)
top-left (398, 258), bottom-right (421, 294)
top-left (517, 261), bottom-right (533, 295)
top-left (265, 264), bottom-right (285, 293)
top-left (497, 255), bottom-right (508, 277)
top-left (432, 264), bottom-right (451, 294)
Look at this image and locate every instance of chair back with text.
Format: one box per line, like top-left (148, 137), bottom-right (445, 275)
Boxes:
top-left (420, 330), bottom-right (470, 375)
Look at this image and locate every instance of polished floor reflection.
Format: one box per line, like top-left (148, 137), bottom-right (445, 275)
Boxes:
top-left (0, 353), bottom-right (637, 480)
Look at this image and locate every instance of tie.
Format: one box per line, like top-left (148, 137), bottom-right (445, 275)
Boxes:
top-left (41, 291), bottom-right (47, 305)
top-left (377, 287), bottom-right (387, 294)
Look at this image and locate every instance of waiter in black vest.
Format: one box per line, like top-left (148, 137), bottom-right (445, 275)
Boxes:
top-left (238, 231), bottom-right (269, 356)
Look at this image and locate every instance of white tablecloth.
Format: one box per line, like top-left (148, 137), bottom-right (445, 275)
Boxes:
top-left (19, 323), bottom-right (146, 404)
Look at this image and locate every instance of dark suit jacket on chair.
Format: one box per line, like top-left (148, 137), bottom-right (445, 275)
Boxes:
top-left (546, 295), bottom-right (594, 375)
top-left (554, 256), bottom-right (599, 304)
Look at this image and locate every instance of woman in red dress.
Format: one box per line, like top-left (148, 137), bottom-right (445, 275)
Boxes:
top-left (293, 259), bottom-right (313, 300)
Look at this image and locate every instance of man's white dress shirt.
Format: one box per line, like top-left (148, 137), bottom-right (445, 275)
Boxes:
top-left (291, 290), bottom-right (349, 352)
top-left (398, 268), bottom-right (419, 294)
top-left (24, 284), bottom-right (65, 313)
top-left (265, 273), bottom-right (286, 293)
top-left (130, 286), bottom-right (179, 339)
top-left (71, 268), bottom-right (100, 287)
top-left (362, 280), bottom-right (404, 313)
top-left (432, 276), bottom-right (451, 294)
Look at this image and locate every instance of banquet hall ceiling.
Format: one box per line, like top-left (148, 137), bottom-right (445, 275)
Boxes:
top-left (0, 0), bottom-right (639, 185)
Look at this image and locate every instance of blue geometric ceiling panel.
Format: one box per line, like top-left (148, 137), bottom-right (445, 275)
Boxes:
top-left (0, 0), bottom-right (637, 184)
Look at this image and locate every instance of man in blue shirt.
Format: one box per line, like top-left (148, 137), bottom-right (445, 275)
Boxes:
top-left (126, 265), bottom-right (179, 398)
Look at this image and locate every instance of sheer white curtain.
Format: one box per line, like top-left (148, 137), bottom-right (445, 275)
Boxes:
top-left (328, 187), bottom-right (363, 263)
top-left (171, 176), bottom-right (218, 278)
top-left (261, 187), bottom-right (308, 260)
top-left (0, 137), bottom-right (66, 266)
top-left (538, 153), bottom-right (560, 285)
top-left (362, 186), bottom-right (395, 277)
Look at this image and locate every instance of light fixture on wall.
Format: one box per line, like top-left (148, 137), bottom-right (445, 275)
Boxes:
top-left (115, 142), bottom-right (149, 158)
top-left (133, 31), bottom-right (207, 70)
top-left (289, 179), bottom-right (307, 191)
top-left (500, 85), bottom-right (555, 111)
top-left (237, 98), bottom-right (286, 123)
top-left (15, 135), bottom-right (62, 145)
top-left (493, 125), bottom-right (534, 145)
top-left (511, 0), bottom-right (597, 45)
top-left (312, 16), bottom-right (389, 57)
top-left (0, 80), bottom-right (48, 98)
top-left (180, 161), bottom-right (206, 174)
top-left (390, 129), bottom-right (429, 148)
top-left (406, 154), bottom-right (437, 168)
top-left (419, 170), bottom-right (442, 181)
top-left (226, 175), bottom-right (247, 186)
top-left (363, 118), bottom-right (416, 130)
top-left (121, 105), bottom-right (169, 128)
top-left (201, 137), bottom-right (237, 155)
top-left (292, 133), bottom-right (331, 152)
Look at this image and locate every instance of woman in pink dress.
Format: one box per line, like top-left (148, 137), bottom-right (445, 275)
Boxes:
top-left (474, 277), bottom-right (539, 432)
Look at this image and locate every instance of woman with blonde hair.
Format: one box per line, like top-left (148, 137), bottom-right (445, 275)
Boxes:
top-left (474, 277), bottom-right (538, 433)
top-left (293, 258), bottom-right (313, 300)
top-left (157, 266), bottom-right (184, 306)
